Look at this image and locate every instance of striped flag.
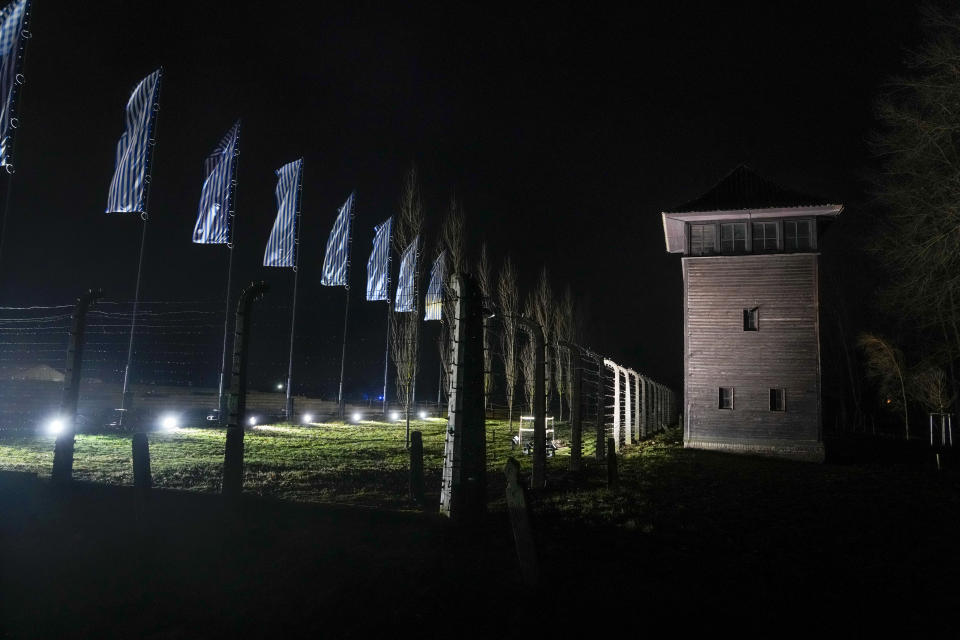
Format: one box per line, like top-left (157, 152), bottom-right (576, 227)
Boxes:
top-left (192, 120), bottom-right (240, 244)
top-left (105, 69), bottom-right (162, 214)
top-left (263, 159), bottom-right (303, 268)
top-left (394, 235), bottom-right (419, 312)
top-left (424, 251), bottom-right (446, 321)
top-left (366, 217), bottom-right (392, 301)
top-left (0, 0), bottom-right (28, 170)
top-left (320, 191), bottom-right (355, 286)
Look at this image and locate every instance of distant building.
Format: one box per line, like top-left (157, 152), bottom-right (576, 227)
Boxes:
top-left (661, 165), bottom-right (842, 461)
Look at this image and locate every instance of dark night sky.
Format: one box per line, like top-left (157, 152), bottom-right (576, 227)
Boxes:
top-left (0, 1), bottom-right (923, 399)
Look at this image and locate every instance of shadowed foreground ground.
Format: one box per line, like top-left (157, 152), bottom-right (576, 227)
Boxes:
top-left (2, 427), bottom-right (959, 637)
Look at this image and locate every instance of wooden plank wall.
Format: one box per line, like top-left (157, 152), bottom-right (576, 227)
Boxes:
top-left (682, 254), bottom-right (821, 452)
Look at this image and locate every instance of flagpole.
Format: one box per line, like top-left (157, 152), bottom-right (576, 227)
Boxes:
top-left (0, 0), bottom-right (32, 291)
top-left (284, 168), bottom-right (303, 421)
top-left (217, 127), bottom-right (240, 421)
top-left (336, 205), bottom-right (354, 420)
top-left (381, 247), bottom-right (392, 416)
top-left (406, 239), bottom-right (421, 447)
top-left (119, 68), bottom-right (162, 427)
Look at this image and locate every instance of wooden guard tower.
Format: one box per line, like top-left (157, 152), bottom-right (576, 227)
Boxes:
top-left (661, 165), bottom-right (842, 462)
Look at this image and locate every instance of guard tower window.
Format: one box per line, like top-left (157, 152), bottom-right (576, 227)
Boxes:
top-left (743, 307), bottom-right (758, 331)
top-left (784, 220), bottom-right (813, 251)
top-left (769, 388), bottom-right (785, 411)
top-left (719, 387), bottom-right (734, 410)
top-left (752, 221), bottom-right (779, 252)
top-left (720, 223), bottom-right (747, 253)
top-left (690, 224), bottom-right (716, 256)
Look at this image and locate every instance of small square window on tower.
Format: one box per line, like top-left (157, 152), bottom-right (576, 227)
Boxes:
top-left (769, 388), bottom-right (785, 411)
top-left (719, 387), bottom-right (734, 410)
top-left (743, 307), bottom-right (758, 331)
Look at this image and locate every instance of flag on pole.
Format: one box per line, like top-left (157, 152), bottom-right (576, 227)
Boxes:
top-left (320, 191), bottom-right (355, 286)
top-left (263, 158), bottom-right (303, 267)
top-left (366, 217), bottom-right (392, 301)
top-left (105, 69), bottom-right (162, 214)
top-left (394, 235), bottom-right (419, 312)
top-left (0, 0), bottom-right (28, 170)
top-left (192, 120), bottom-right (240, 244)
top-left (424, 251), bottom-right (446, 321)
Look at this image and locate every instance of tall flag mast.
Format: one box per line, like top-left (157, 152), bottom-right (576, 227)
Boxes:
top-left (0, 0), bottom-right (32, 276)
top-left (264, 158), bottom-right (304, 420)
top-left (321, 192), bottom-right (355, 419)
top-left (191, 120), bottom-right (241, 421)
top-left (366, 216), bottom-right (392, 415)
top-left (105, 68), bottom-right (163, 424)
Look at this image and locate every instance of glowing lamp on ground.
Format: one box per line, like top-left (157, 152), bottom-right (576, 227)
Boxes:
top-left (418, 411), bottom-right (427, 420)
top-left (248, 416), bottom-right (258, 426)
top-left (351, 412), bottom-right (362, 423)
top-left (160, 414), bottom-right (180, 431)
top-left (276, 383), bottom-right (284, 391)
top-left (46, 417), bottom-right (65, 436)
top-left (302, 413), bottom-right (313, 424)
top-left (389, 411), bottom-right (399, 421)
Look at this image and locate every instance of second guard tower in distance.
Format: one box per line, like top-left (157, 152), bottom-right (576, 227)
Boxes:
top-left (661, 165), bottom-right (842, 462)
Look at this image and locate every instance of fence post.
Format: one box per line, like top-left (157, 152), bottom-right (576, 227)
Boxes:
top-left (504, 457), bottom-right (538, 586)
top-left (607, 437), bottom-right (618, 489)
top-left (132, 432), bottom-right (151, 490)
top-left (222, 281), bottom-right (269, 499)
top-left (52, 289), bottom-right (101, 485)
top-left (624, 369), bottom-right (632, 445)
top-left (439, 273), bottom-right (487, 520)
top-left (410, 430), bottom-right (425, 505)
top-left (561, 342), bottom-right (583, 473)
top-left (595, 354), bottom-right (605, 461)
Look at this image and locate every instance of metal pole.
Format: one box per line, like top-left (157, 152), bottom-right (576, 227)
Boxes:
top-left (336, 284), bottom-right (351, 419)
top-left (119, 68), bottom-right (162, 428)
top-left (336, 201), bottom-right (355, 419)
top-left (0, 2), bottom-right (33, 283)
top-left (284, 167), bottom-right (303, 421)
top-left (217, 129), bottom-right (240, 421)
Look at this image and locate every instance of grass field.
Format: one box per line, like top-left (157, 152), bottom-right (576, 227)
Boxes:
top-left (2, 420), bottom-right (960, 635)
top-left (0, 417), bottom-right (590, 509)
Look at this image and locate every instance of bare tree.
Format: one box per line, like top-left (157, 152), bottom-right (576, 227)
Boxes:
top-left (555, 286), bottom-right (575, 420)
top-left (532, 267), bottom-right (555, 416)
top-left (857, 333), bottom-right (910, 439)
top-left (498, 256), bottom-right (520, 427)
top-left (520, 296), bottom-right (537, 414)
top-left (390, 166), bottom-right (424, 425)
top-left (477, 243), bottom-right (494, 409)
top-left (911, 364), bottom-right (954, 414)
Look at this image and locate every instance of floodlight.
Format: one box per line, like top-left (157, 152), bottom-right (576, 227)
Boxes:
top-left (160, 414), bottom-right (179, 431)
top-left (302, 413), bottom-right (313, 423)
top-left (389, 411), bottom-right (399, 421)
top-left (418, 411), bottom-right (427, 419)
top-left (46, 416), bottom-right (65, 436)
top-left (276, 383), bottom-right (284, 390)
top-left (352, 412), bottom-right (362, 422)
top-left (248, 415), bottom-right (258, 426)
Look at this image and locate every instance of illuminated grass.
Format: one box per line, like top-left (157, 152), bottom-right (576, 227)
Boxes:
top-left (0, 418), bottom-right (571, 508)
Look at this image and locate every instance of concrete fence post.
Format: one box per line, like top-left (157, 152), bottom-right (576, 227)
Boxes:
top-left (222, 281), bottom-right (269, 499)
top-left (52, 289), bottom-right (102, 485)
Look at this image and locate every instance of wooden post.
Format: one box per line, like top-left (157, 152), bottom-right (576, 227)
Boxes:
top-left (52, 289), bottom-right (101, 485)
top-left (504, 457), bottom-right (538, 586)
top-left (223, 281), bottom-right (269, 499)
top-left (606, 437), bottom-right (618, 489)
top-left (132, 432), bottom-right (151, 490)
top-left (410, 430), bottom-right (425, 505)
